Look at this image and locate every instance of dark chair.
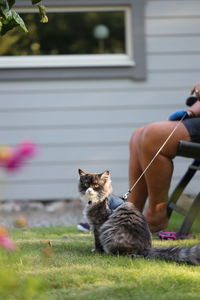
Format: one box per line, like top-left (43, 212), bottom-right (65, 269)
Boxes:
top-left (167, 140), bottom-right (200, 236)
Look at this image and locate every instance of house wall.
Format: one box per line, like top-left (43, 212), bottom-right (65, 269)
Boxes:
top-left (0, 0), bottom-right (200, 200)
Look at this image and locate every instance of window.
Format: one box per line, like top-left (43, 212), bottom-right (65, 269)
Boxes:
top-left (0, 0), bottom-right (146, 80)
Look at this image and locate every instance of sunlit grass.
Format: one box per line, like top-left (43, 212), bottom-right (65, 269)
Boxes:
top-left (0, 214), bottom-right (199, 300)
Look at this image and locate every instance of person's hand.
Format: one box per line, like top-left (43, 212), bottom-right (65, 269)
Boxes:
top-left (191, 82), bottom-right (200, 100)
top-left (168, 109), bottom-right (191, 121)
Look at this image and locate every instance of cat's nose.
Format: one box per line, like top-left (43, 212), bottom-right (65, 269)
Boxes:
top-left (87, 188), bottom-right (93, 195)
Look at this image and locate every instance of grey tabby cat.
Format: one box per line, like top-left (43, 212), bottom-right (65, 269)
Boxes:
top-left (78, 169), bottom-right (200, 265)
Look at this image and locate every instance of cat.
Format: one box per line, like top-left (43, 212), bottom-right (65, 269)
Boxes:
top-left (78, 169), bottom-right (200, 265)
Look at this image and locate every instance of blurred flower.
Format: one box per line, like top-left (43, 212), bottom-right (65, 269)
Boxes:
top-left (48, 241), bottom-right (52, 247)
top-left (14, 216), bottom-right (28, 228)
top-left (0, 145), bottom-right (12, 163)
top-left (40, 240), bottom-right (52, 247)
top-left (0, 226), bottom-right (16, 251)
top-left (0, 141), bottom-right (37, 172)
top-left (40, 240), bottom-right (54, 258)
top-left (42, 247), bottom-right (54, 258)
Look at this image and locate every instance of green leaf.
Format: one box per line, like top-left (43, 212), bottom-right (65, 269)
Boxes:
top-left (0, 10), bottom-right (28, 35)
top-left (12, 10), bottom-right (28, 32)
top-left (32, 0), bottom-right (41, 4)
top-left (0, 18), bottom-right (16, 35)
top-left (1, 9), bottom-right (12, 23)
top-left (0, 0), bottom-right (9, 17)
top-left (8, 0), bottom-right (15, 9)
top-left (37, 4), bottom-right (48, 23)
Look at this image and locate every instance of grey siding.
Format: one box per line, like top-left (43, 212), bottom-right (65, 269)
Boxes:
top-left (0, 0), bottom-right (200, 200)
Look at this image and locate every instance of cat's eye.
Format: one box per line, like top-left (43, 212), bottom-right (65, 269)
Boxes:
top-left (94, 184), bottom-right (99, 189)
top-left (84, 183), bottom-right (89, 188)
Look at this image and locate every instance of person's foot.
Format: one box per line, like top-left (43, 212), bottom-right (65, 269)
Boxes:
top-left (144, 202), bottom-right (168, 233)
top-left (77, 222), bottom-right (90, 232)
top-left (147, 221), bottom-right (168, 233)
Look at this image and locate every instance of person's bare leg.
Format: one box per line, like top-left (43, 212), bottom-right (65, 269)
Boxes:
top-left (139, 121), bottom-right (190, 232)
top-left (128, 127), bottom-right (148, 211)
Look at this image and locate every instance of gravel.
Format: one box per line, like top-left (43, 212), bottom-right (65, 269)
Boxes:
top-left (0, 199), bottom-right (85, 229)
top-left (0, 194), bottom-right (193, 229)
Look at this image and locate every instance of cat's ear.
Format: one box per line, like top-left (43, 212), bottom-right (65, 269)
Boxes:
top-left (78, 169), bottom-right (86, 176)
top-left (100, 170), bottom-right (110, 179)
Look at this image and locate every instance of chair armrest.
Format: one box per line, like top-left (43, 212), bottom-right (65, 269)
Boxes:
top-left (177, 141), bottom-right (200, 159)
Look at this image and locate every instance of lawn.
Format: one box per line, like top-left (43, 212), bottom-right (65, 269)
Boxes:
top-left (0, 212), bottom-right (199, 300)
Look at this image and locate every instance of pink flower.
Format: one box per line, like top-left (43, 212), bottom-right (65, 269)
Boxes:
top-left (0, 141), bottom-right (37, 172)
top-left (0, 236), bottom-right (16, 251)
top-left (0, 227), bottom-right (16, 251)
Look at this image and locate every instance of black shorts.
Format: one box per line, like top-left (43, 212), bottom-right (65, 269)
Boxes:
top-left (182, 117), bottom-right (200, 143)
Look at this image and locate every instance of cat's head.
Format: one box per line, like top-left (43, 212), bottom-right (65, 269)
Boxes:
top-left (78, 169), bottom-right (112, 204)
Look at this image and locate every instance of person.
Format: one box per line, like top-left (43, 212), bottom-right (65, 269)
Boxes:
top-left (77, 82), bottom-right (200, 233)
top-left (128, 82), bottom-right (200, 233)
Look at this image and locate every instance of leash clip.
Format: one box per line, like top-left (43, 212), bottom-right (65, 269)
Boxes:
top-left (122, 189), bottom-right (131, 200)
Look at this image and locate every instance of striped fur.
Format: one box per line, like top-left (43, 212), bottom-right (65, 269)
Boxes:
top-left (79, 170), bottom-right (200, 265)
top-left (99, 202), bottom-right (200, 265)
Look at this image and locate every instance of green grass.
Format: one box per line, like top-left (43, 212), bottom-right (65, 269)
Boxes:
top-left (0, 214), bottom-right (200, 300)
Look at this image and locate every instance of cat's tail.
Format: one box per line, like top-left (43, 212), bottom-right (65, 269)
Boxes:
top-left (145, 244), bottom-right (200, 265)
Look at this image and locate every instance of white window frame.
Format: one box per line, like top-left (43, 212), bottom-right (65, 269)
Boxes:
top-left (0, 0), bottom-right (146, 80)
top-left (0, 6), bottom-right (134, 69)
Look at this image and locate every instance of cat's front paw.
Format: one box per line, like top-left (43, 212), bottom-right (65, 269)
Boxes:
top-left (91, 247), bottom-right (104, 253)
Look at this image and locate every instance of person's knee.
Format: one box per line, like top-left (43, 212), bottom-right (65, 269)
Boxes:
top-left (140, 121), bottom-right (188, 158)
top-left (140, 123), bottom-right (160, 153)
top-left (129, 127), bottom-right (144, 150)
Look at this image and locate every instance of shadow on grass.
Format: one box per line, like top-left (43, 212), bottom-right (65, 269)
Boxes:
top-left (1, 222), bottom-right (200, 300)
top-left (38, 264), bottom-right (200, 300)
top-left (17, 235), bottom-right (93, 255)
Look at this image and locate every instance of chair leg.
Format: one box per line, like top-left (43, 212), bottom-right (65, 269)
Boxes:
top-left (177, 193), bottom-right (200, 236)
top-left (167, 159), bottom-right (200, 218)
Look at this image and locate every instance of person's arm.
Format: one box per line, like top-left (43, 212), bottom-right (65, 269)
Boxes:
top-left (189, 82), bottom-right (200, 116)
top-left (191, 82), bottom-right (200, 99)
top-left (188, 100), bottom-right (200, 117)
top-left (169, 82), bottom-right (200, 120)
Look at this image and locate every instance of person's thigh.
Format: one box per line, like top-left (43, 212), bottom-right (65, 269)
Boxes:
top-left (140, 121), bottom-right (191, 158)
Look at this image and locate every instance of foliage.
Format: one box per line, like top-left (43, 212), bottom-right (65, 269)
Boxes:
top-left (0, 11), bottom-right (124, 56)
top-left (0, 217), bottom-right (199, 300)
top-left (0, 0), bottom-right (48, 35)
